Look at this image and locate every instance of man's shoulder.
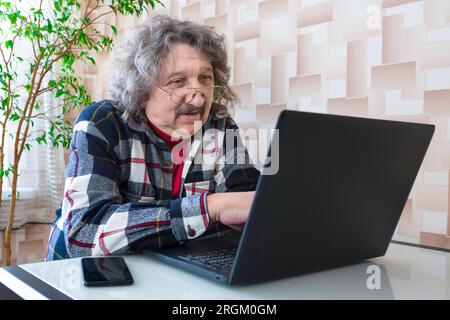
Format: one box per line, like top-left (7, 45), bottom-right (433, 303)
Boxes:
top-left (73, 100), bottom-right (126, 144)
top-left (76, 100), bottom-right (123, 124)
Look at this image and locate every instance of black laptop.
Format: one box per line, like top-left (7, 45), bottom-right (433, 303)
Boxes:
top-left (143, 110), bottom-right (434, 285)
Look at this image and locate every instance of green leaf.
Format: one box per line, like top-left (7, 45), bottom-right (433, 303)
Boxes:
top-left (86, 55), bottom-right (96, 65)
top-left (1, 95), bottom-right (10, 108)
top-left (7, 13), bottom-right (17, 24)
top-left (56, 15), bottom-right (69, 23)
top-left (62, 53), bottom-right (75, 70)
top-left (1, 2), bottom-right (12, 10)
top-left (55, 89), bottom-right (64, 97)
top-left (5, 40), bottom-right (13, 49)
top-left (111, 25), bottom-right (117, 35)
top-left (77, 30), bottom-right (87, 45)
top-left (36, 133), bottom-right (47, 145)
top-left (54, 0), bottom-right (61, 12)
top-left (46, 19), bottom-right (53, 33)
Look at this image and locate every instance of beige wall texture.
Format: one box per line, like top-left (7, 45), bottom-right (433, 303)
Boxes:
top-left (77, 0), bottom-right (450, 249)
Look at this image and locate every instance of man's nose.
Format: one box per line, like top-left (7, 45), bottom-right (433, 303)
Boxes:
top-left (188, 89), bottom-right (205, 107)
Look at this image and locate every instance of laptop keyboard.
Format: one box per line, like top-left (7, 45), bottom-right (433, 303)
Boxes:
top-left (179, 248), bottom-right (237, 270)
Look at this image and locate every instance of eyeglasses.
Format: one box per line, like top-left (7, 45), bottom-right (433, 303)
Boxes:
top-left (155, 85), bottom-right (226, 105)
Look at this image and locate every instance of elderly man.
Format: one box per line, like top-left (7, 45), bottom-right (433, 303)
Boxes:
top-left (46, 15), bottom-right (259, 260)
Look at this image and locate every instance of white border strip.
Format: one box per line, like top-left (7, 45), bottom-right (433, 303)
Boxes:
top-left (0, 268), bottom-right (49, 300)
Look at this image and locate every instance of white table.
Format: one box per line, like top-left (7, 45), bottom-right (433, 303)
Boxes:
top-left (0, 242), bottom-right (449, 300)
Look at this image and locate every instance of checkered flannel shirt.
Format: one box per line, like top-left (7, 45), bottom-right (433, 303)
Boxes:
top-left (46, 100), bottom-right (260, 260)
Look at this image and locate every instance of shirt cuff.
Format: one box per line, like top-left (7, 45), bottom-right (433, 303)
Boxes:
top-left (169, 193), bottom-right (210, 241)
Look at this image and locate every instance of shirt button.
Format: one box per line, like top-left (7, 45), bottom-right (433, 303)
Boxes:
top-left (187, 225), bottom-right (196, 237)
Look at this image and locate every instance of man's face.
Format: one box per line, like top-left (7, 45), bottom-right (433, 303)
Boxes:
top-left (144, 43), bottom-right (215, 139)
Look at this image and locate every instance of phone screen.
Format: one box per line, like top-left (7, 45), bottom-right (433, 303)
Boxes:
top-left (81, 257), bottom-right (134, 287)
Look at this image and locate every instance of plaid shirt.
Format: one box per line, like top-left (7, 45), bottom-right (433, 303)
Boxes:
top-left (46, 100), bottom-right (259, 260)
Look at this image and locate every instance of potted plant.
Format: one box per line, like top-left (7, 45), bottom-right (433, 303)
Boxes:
top-left (0, 0), bottom-right (161, 266)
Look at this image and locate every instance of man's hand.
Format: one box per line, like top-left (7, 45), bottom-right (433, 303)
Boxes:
top-left (206, 191), bottom-right (255, 231)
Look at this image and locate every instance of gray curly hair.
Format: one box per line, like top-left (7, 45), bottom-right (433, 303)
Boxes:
top-left (109, 15), bottom-right (239, 120)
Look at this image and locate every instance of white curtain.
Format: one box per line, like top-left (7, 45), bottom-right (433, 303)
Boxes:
top-left (0, 89), bottom-right (66, 229)
top-left (0, 1), bottom-right (66, 229)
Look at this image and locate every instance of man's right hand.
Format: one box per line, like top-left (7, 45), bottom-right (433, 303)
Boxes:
top-left (206, 191), bottom-right (255, 232)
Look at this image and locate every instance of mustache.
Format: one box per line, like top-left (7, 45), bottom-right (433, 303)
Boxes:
top-left (175, 103), bottom-right (206, 118)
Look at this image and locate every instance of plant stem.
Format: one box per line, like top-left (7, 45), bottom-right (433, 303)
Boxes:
top-left (3, 160), bottom-right (19, 266)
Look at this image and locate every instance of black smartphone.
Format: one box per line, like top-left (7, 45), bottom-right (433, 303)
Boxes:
top-left (81, 256), bottom-right (134, 287)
